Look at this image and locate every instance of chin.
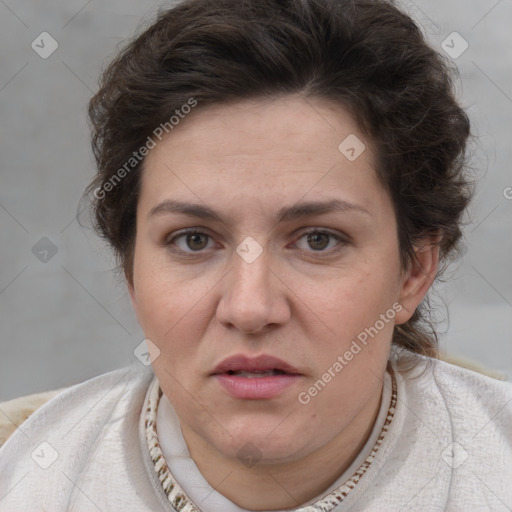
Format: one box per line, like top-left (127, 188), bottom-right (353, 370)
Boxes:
top-left (209, 417), bottom-right (313, 464)
top-left (229, 437), bottom-right (307, 465)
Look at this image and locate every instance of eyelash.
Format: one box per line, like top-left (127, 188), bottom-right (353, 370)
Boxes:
top-left (165, 228), bottom-right (349, 258)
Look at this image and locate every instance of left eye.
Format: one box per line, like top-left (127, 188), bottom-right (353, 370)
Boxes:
top-left (294, 230), bottom-right (345, 252)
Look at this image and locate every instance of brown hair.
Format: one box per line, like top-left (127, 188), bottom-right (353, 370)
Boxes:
top-left (85, 0), bottom-right (473, 357)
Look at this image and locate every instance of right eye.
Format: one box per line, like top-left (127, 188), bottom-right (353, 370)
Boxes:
top-left (166, 229), bottom-right (216, 254)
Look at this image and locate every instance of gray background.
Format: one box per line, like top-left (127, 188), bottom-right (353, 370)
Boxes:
top-left (0, 0), bottom-right (511, 401)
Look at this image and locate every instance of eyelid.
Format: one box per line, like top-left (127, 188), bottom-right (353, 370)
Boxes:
top-left (293, 227), bottom-right (349, 242)
top-left (165, 227), bottom-right (213, 243)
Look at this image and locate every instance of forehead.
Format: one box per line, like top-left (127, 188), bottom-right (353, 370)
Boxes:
top-left (138, 95), bottom-right (385, 215)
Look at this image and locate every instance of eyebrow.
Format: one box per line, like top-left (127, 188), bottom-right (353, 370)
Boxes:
top-left (147, 198), bottom-right (371, 224)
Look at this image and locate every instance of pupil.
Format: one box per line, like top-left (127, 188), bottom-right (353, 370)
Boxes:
top-left (187, 233), bottom-right (208, 251)
top-left (308, 232), bottom-right (328, 250)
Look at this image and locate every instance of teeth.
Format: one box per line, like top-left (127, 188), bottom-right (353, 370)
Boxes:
top-left (228, 370), bottom-right (284, 377)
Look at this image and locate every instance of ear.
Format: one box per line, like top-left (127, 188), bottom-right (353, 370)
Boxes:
top-left (394, 233), bottom-right (442, 325)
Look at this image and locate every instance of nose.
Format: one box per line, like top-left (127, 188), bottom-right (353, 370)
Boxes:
top-left (215, 246), bottom-right (291, 335)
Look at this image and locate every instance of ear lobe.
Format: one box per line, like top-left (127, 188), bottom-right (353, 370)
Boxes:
top-left (395, 234), bottom-right (441, 325)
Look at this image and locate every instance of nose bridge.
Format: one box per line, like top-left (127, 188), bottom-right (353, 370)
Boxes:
top-left (216, 242), bottom-right (288, 333)
top-left (231, 245), bottom-right (273, 307)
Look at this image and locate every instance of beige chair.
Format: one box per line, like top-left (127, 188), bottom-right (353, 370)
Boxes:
top-left (0, 355), bottom-right (506, 448)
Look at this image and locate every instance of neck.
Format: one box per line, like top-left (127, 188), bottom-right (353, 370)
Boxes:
top-left (179, 383), bottom-right (384, 511)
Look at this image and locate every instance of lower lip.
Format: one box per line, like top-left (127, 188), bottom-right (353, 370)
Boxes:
top-left (214, 374), bottom-right (301, 399)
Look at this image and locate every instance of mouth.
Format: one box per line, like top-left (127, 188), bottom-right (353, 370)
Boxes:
top-left (211, 353), bottom-right (301, 376)
top-left (211, 354), bottom-right (302, 399)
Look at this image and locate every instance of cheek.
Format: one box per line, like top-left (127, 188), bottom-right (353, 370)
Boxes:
top-left (135, 276), bottom-right (206, 341)
top-left (298, 286), bottom-right (395, 427)
top-left (131, 248), bottom-right (194, 342)
top-left (305, 259), bottom-right (400, 381)
top-left (316, 263), bottom-right (398, 334)
top-left (133, 273), bottom-right (211, 403)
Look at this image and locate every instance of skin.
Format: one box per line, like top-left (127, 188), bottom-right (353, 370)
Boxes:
top-left (128, 94), bottom-right (439, 510)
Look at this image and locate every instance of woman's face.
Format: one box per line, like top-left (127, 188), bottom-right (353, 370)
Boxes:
top-left (129, 94), bottom-right (424, 464)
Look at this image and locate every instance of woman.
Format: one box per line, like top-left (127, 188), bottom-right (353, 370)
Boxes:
top-left (1, 0), bottom-right (511, 510)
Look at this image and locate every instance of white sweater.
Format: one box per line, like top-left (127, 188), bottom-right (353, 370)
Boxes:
top-left (0, 351), bottom-right (511, 512)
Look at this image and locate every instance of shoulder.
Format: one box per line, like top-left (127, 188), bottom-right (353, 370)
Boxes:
top-left (423, 354), bottom-right (512, 415)
top-left (395, 348), bottom-right (511, 399)
top-left (0, 362), bottom-right (163, 512)
top-left (0, 362), bottom-right (155, 511)
top-left (395, 351), bottom-right (512, 424)
top-left (393, 350), bottom-right (512, 473)
top-left (0, 387), bottom-right (68, 447)
top-left (363, 350), bottom-right (512, 509)
top-left (0, 364), bottom-right (154, 441)
top-left (0, 363), bottom-right (154, 473)
top-left (430, 357), bottom-right (512, 440)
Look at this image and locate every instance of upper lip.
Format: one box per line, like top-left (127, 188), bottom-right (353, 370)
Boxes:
top-left (211, 354), bottom-right (301, 375)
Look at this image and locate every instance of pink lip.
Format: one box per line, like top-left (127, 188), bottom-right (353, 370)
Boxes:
top-left (214, 374), bottom-right (301, 399)
top-left (211, 354), bottom-right (303, 400)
